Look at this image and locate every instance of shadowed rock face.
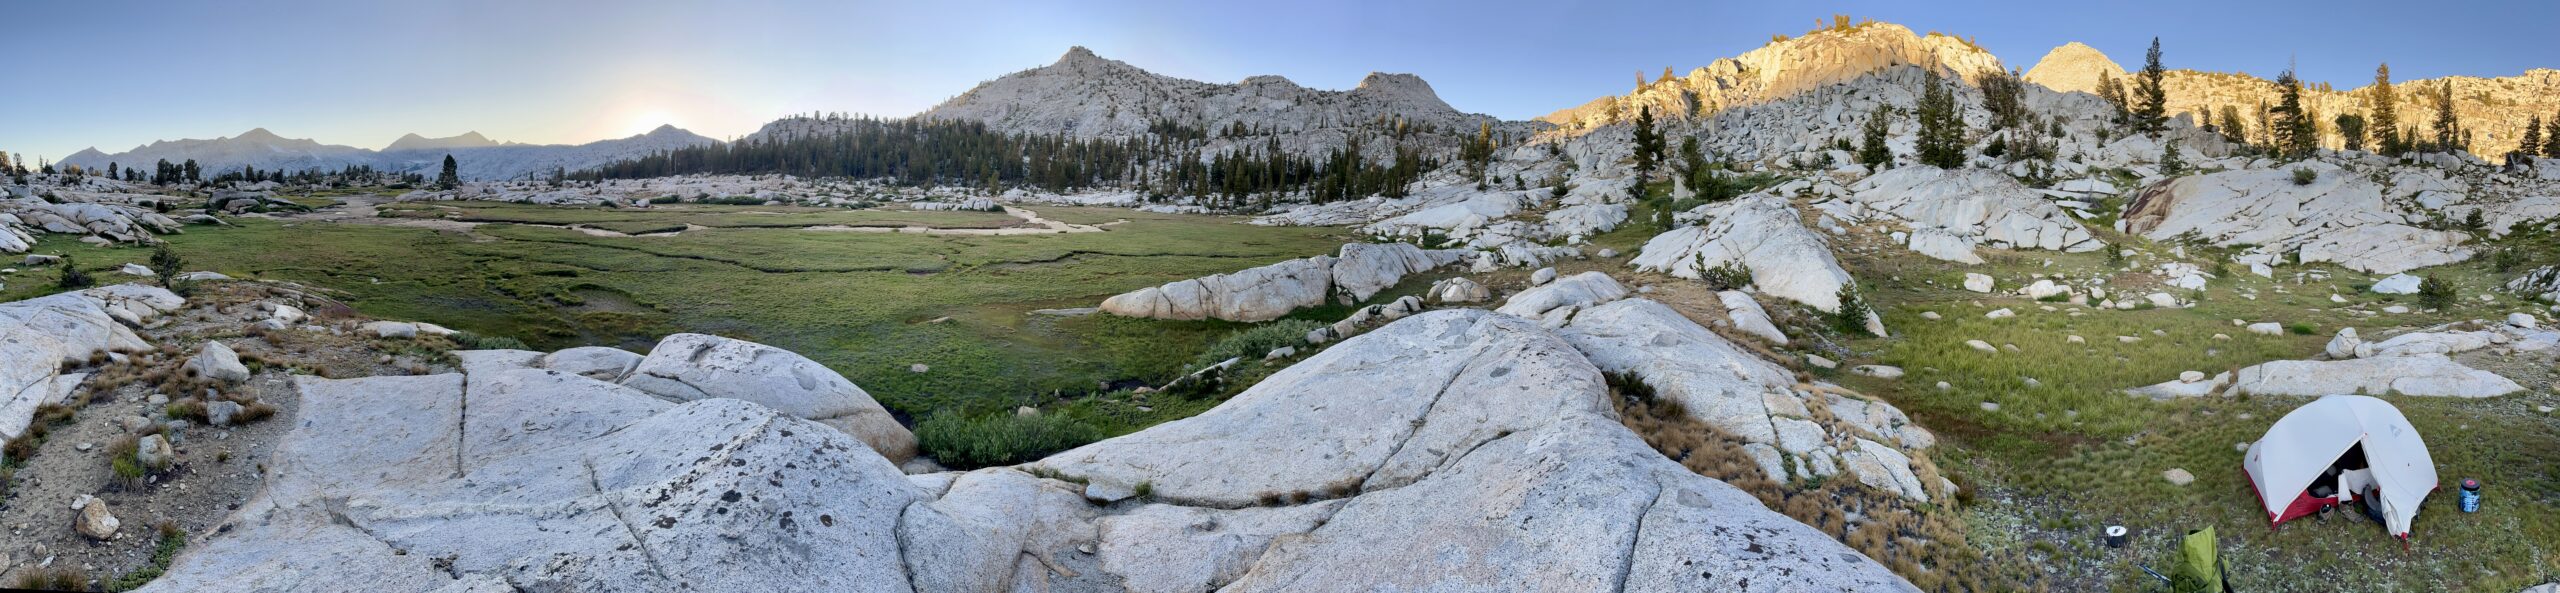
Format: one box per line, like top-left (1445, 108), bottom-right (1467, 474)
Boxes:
top-left (143, 309), bottom-right (1919, 593)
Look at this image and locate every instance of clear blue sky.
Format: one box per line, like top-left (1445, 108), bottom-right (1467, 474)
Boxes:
top-left (6, 0), bottom-right (2554, 163)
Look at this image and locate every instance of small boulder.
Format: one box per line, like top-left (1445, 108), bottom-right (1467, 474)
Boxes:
top-left (1965, 339), bottom-right (1997, 353)
top-left (24, 254), bottom-right (62, 266)
top-left (1962, 273), bottom-right (1994, 293)
top-left (2246, 322), bottom-right (2284, 336)
top-left (72, 495), bottom-right (119, 540)
top-left (2163, 468), bottom-right (2196, 486)
top-left (187, 340), bottom-right (252, 383)
top-left (119, 263), bottom-right (157, 277)
top-left (1985, 308), bottom-right (2015, 319)
top-left (136, 434), bottom-right (174, 469)
top-left (2325, 328), bottom-right (2362, 359)
top-left (1529, 267), bottom-right (1557, 286)
top-left (362, 321), bottom-right (418, 339)
top-left (2370, 273), bottom-right (2422, 294)
top-left (206, 400), bottom-right (245, 427)
top-left (2509, 312), bottom-right (2539, 329)
top-left (1803, 354), bottom-right (1837, 369)
top-left (1851, 365), bottom-right (1904, 379)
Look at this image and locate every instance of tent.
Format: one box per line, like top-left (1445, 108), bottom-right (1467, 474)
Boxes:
top-left (2242, 395), bottom-right (2438, 539)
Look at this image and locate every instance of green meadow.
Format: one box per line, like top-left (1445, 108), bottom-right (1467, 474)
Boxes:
top-left (4, 206), bottom-right (1348, 434)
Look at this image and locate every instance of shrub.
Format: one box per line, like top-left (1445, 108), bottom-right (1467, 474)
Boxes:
top-left (2417, 275), bottom-right (2457, 309)
top-left (1832, 284), bottom-right (1874, 336)
top-left (914, 411), bottom-right (1103, 469)
top-left (1195, 319), bottom-right (1324, 368)
top-left (1692, 253), bottom-right (1752, 290)
top-left (2493, 248), bottom-right (2524, 273)
top-left (451, 331), bottom-right (530, 351)
top-left (56, 257), bottom-right (95, 290)
top-left (2291, 167), bottom-right (2318, 185)
top-left (11, 566), bottom-right (86, 592)
top-left (149, 244), bottom-right (185, 281)
top-left (104, 522), bottom-right (187, 591)
top-left (2286, 322), bottom-right (2316, 335)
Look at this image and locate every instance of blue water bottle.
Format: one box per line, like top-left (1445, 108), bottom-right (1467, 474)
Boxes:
top-left (2459, 479), bottom-right (2481, 513)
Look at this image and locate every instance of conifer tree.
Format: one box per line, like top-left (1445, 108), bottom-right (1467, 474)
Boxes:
top-left (1630, 106), bottom-right (1662, 179)
top-left (2272, 67), bottom-right (2315, 158)
top-left (2523, 115), bottom-right (2545, 163)
top-left (2334, 113), bottom-right (2367, 152)
top-left (2160, 139), bottom-right (2186, 174)
top-left (2096, 71), bottom-right (2131, 128)
top-left (2132, 37), bottom-right (2169, 134)
top-left (2431, 81), bottom-right (2461, 153)
top-left (437, 154), bottom-right (461, 189)
top-left (1858, 104), bottom-right (1894, 168)
top-left (1913, 71), bottom-right (1967, 169)
top-left (2546, 113), bottom-right (2560, 157)
top-left (2218, 105), bottom-right (2248, 146)
top-left (2369, 63), bottom-right (2402, 155)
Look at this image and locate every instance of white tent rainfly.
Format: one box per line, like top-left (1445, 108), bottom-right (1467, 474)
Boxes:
top-left (2242, 395), bottom-right (2439, 539)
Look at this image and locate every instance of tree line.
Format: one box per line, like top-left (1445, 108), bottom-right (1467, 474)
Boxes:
top-left (576, 115), bottom-right (1458, 207)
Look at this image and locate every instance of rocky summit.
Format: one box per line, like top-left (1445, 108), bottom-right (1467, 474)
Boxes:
top-left (8, 8), bottom-right (2560, 593)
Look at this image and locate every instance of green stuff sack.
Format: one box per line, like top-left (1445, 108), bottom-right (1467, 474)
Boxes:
top-left (2171, 527), bottom-right (2223, 593)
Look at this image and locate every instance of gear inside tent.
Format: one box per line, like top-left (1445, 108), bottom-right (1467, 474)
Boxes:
top-left (2242, 395), bottom-right (2439, 539)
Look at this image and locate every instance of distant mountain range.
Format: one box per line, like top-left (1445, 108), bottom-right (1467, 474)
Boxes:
top-left (61, 25), bottom-right (2560, 182)
top-left (61, 126), bottom-right (714, 182)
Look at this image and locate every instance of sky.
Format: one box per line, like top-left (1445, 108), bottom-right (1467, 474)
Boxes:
top-left (6, 0), bottom-right (2556, 163)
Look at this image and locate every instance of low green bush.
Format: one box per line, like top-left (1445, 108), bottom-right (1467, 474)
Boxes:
top-left (915, 411), bottom-right (1103, 469)
top-left (1195, 319), bottom-right (1324, 368)
top-left (451, 331), bottom-right (531, 351)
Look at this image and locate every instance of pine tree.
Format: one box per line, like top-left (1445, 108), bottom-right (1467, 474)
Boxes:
top-left (2096, 71), bottom-right (2131, 128)
top-left (1975, 68), bottom-right (2028, 131)
top-left (2160, 139), bottom-right (2186, 174)
top-left (2523, 115), bottom-right (2546, 163)
top-left (2218, 105), bottom-right (2248, 146)
top-left (2546, 113), bottom-right (2560, 157)
top-left (1462, 122), bottom-right (1495, 189)
top-left (1913, 71), bottom-right (1967, 169)
top-left (2369, 63), bottom-right (2402, 155)
top-left (1857, 104), bottom-right (1894, 168)
top-left (1630, 106), bottom-right (1662, 179)
top-left (437, 154), bottom-right (461, 189)
top-left (2334, 113), bottom-right (2367, 152)
top-left (2431, 81), bottom-right (2462, 153)
top-left (2272, 66), bottom-right (2315, 158)
top-left (2133, 37), bottom-right (2169, 134)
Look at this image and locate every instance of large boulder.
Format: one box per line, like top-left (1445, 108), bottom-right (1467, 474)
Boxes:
top-left (0, 284), bottom-right (182, 440)
top-left (187, 340), bottom-right (252, 383)
top-left (620, 333), bottom-right (917, 463)
top-left (1495, 271), bottom-right (1628, 319)
top-left (1845, 166), bottom-right (2104, 261)
top-left (1100, 256), bottom-right (1336, 322)
top-left (2226, 354), bottom-right (2521, 398)
top-left (140, 309), bottom-right (1922, 592)
top-left (1633, 193), bottom-right (1856, 311)
top-left (1327, 243), bottom-right (1467, 304)
top-left (2123, 164), bottom-right (2472, 274)
top-left (145, 369), bottom-right (923, 593)
top-left (1038, 309), bottom-right (1920, 591)
top-left (1555, 299), bottom-right (1938, 498)
top-left (1100, 243), bottom-right (1466, 322)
